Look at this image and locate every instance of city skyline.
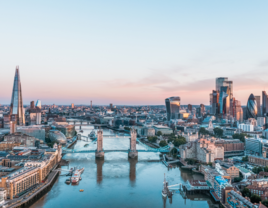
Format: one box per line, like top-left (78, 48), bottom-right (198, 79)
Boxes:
top-left (1, 1), bottom-right (268, 105)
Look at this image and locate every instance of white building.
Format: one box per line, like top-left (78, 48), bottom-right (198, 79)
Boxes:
top-left (238, 124), bottom-right (254, 132)
top-left (257, 117), bottom-right (265, 127)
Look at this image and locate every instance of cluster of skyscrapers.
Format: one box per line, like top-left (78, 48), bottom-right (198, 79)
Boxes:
top-left (209, 77), bottom-right (243, 121)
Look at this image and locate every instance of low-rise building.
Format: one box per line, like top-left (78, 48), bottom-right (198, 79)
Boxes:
top-left (221, 164), bottom-right (240, 180)
top-left (152, 125), bottom-right (173, 135)
top-left (180, 138), bottom-right (224, 163)
top-left (4, 132), bottom-right (37, 147)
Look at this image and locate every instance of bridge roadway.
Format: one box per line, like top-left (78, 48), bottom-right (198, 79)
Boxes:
top-left (62, 149), bottom-right (169, 154)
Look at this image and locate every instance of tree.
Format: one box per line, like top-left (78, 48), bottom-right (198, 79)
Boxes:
top-left (185, 158), bottom-right (197, 165)
top-left (173, 137), bottom-right (186, 147)
top-left (241, 188), bottom-right (251, 197)
top-left (252, 167), bottom-right (264, 174)
top-left (213, 127), bottom-right (223, 138)
top-left (199, 127), bottom-right (209, 136)
top-left (242, 155), bottom-right (248, 162)
top-left (148, 136), bottom-right (158, 143)
top-left (262, 200), bottom-right (268, 207)
top-left (171, 147), bottom-right (178, 156)
top-left (159, 140), bottom-right (168, 147)
top-left (156, 131), bottom-right (162, 136)
top-left (250, 194), bottom-right (261, 204)
top-left (234, 177), bottom-right (243, 182)
top-left (232, 133), bottom-right (247, 143)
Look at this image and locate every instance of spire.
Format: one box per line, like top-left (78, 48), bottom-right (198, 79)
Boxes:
top-left (10, 66), bottom-right (25, 125)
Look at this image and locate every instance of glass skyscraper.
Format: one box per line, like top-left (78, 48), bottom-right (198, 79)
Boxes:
top-left (262, 91), bottom-right (268, 116)
top-left (246, 94), bottom-right (257, 119)
top-left (165, 97), bottom-right (180, 121)
top-left (10, 66), bottom-right (25, 125)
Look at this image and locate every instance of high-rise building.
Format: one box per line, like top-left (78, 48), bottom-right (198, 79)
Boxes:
top-left (246, 94), bottom-right (258, 119)
top-left (35, 99), bottom-right (41, 109)
top-left (165, 97), bottom-right (180, 121)
top-left (110, 103), bottom-right (113, 109)
top-left (10, 66), bottom-right (25, 125)
top-left (219, 86), bottom-right (230, 115)
top-left (263, 91), bottom-right (268, 116)
top-left (188, 104), bottom-right (192, 112)
top-left (216, 77), bottom-right (228, 92)
top-left (210, 90), bottom-right (219, 115)
top-left (71, 103), bottom-right (74, 109)
top-left (200, 104), bottom-right (205, 114)
top-left (233, 100), bottom-right (243, 122)
top-left (255, 96), bottom-right (261, 117)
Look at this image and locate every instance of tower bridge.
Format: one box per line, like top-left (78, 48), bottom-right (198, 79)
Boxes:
top-left (62, 128), bottom-right (170, 158)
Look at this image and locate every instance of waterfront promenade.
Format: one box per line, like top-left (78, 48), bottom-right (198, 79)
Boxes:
top-left (6, 164), bottom-right (59, 208)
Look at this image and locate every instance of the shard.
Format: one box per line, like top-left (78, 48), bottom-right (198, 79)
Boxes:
top-left (10, 66), bottom-right (25, 125)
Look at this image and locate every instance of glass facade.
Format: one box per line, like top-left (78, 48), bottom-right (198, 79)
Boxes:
top-left (165, 97), bottom-right (180, 120)
top-left (247, 94), bottom-right (257, 119)
top-left (262, 91), bottom-right (268, 116)
top-left (10, 66), bottom-right (25, 125)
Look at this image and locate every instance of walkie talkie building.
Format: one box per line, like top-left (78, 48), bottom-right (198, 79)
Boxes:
top-left (165, 97), bottom-right (180, 121)
top-left (10, 66), bottom-right (25, 125)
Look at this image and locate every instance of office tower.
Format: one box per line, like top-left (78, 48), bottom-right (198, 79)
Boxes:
top-left (71, 103), bottom-right (74, 109)
top-left (165, 97), bottom-right (180, 121)
top-left (255, 96), bottom-right (261, 117)
top-left (219, 86), bottom-right (230, 115)
top-left (196, 107), bottom-right (201, 117)
top-left (36, 99), bottom-right (41, 109)
top-left (10, 66), bottom-right (25, 125)
top-left (233, 100), bottom-right (243, 122)
top-left (211, 90), bottom-right (219, 115)
top-left (246, 94), bottom-right (257, 119)
top-left (188, 104), bottom-right (192, 112)
top-left (262, 91), bottom-right (268, 116)
top-left (216, 77), bottom-right (228, 92)
top-left (110, 103), bottom-right (113, 109)
top-left (200, 104), bottom-right (205, 114)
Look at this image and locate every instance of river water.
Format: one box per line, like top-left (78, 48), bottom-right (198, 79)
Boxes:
top-left (31, 125), bottom-right (218, 208)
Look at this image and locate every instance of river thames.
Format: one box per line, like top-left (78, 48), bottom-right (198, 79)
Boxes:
top-left (31, 126), bottom-right (218, 208)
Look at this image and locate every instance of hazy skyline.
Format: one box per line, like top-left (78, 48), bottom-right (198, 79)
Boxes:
top-left (1, 0), bottom-right (268, 105)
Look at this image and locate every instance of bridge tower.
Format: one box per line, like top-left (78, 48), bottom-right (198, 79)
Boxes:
top-left (95, 129), bottom-right (104, 158)
top-left (128, 127), bottom-right (138, 159)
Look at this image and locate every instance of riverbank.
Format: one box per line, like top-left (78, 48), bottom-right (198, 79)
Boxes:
top-left (6, 164), bottom-right (60, 208)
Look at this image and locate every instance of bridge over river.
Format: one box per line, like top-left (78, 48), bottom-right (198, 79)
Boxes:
top-left (63, 128), bottom-right (170, 157)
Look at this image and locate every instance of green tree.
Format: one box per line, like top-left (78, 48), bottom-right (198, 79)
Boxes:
top-left (185, 158), bottom-right (197, 165)
top-left (171, 147), bottom-right (178, 156)
top-left (213, 127), bottom-right (223, 138)
top-left (262, 200), bottom-right (268, 207)
top-left (232, 133), bottom-right (247, 143)
top-left (159, 140), bottom-right (168, 147)
top-left (199, 127), bottom-right (209, 136)
top-left (234, 177), bottom-right (243, 182)
top-left (148, 136), bottom-right (158, 143)
top-left (252, 167), bottom-right (264, 174)
top-left (173, 137), bottom-right (187, 147)
top-left (250, 194), bottom-right (261, 204)
top-left (241, 188), bottom-right (251, 198)
top-left (156, 131), bottom-right (162, 136)
top-left (242, 155), bottom-right (248, 162)
top-left (264, 166), bottom-right (268, 172)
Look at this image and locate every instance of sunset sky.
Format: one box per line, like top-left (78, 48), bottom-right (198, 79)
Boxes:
top-left (1, 0), bottom-right (268, 106)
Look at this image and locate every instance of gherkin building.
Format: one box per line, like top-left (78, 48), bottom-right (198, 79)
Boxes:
top-left (246, 94), bottom-right (257, 119)
top-left (10, 66), bottom-right (25, 125)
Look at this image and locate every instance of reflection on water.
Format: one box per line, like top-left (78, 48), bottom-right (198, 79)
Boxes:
top-left (30, 126), bottom-right (217, 208)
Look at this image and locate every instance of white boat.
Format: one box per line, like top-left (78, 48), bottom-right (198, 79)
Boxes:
top-left (71, 168), bottom-right (84, 184)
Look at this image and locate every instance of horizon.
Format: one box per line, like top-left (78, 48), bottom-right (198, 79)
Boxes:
top-left (1, 0), bottom-right (268, 105)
